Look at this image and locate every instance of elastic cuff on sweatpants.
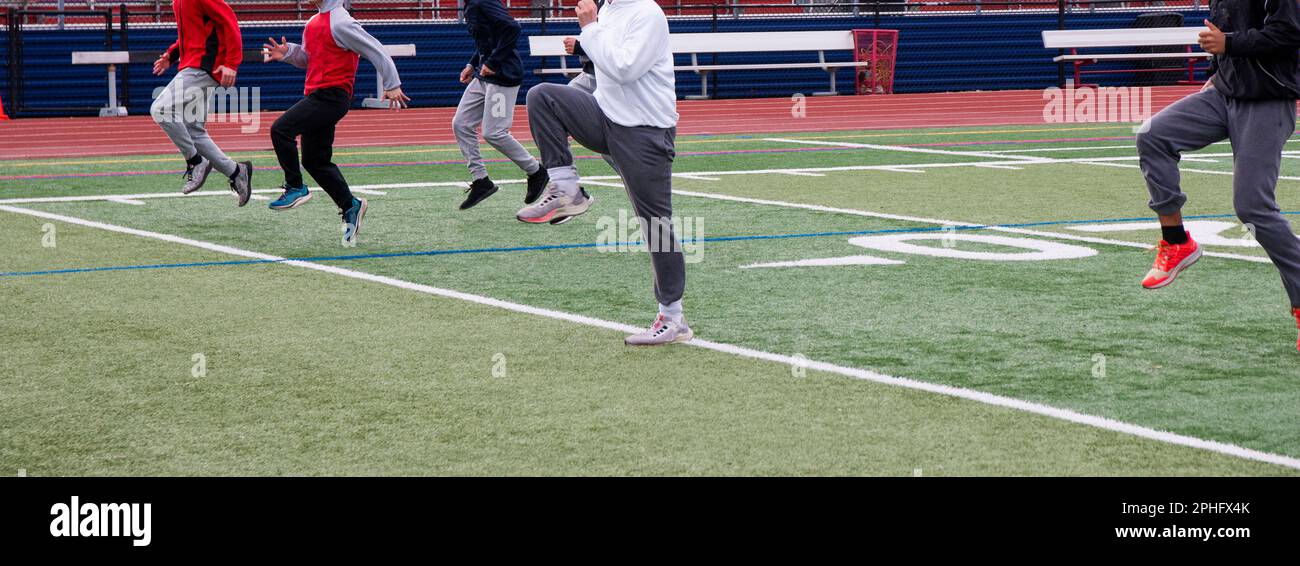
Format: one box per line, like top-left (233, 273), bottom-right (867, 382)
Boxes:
top-left (1148, 196), bottom-right (1187, 217)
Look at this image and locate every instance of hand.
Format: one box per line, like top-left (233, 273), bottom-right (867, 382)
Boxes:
top-left (480, 63), bottom-right (496, 77)
top-left (563, 37), bottom-right (577, 55)
top-left (1199, 20), bottom-right (1226, 55)
top-left (576, 0), bottom-right (598, 28)
top-left (262, 36), bottom-right (290, 63)
top-left (460, 65), bottom-right (474, 84)
top-left (152, 53), bottom-right (171, 76)
top-left (382, 87), bottom-right (410, 111)
top-left (214, 65), bottom-right (237, 88)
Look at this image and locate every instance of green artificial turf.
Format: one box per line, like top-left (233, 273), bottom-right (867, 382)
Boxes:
top-left (3, 121), bottom-right (1299, 475)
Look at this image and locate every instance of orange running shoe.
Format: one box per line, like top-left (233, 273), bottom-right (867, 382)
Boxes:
top-left (1141, 237), bottom-right (1201, 289)
top-left (1293, 307), bottom-right (1300, 353)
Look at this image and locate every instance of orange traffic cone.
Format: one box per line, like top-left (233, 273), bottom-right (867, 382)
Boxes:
top-left (0, 92), bottom-right (9, 120)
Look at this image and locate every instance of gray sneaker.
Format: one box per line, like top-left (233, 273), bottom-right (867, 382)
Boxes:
top-left (228, 161), bottom-right (253, 207)
top-left (181, 157), bottom-right (212, 194)
top-left (624, 315), bottom-right (694, 346)
top-left (516, 185), bottom-right (593, 225)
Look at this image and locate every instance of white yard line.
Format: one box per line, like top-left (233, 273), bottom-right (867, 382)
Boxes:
top-left (107, 197), bottom-right (146, 206)
top-left (669, 189), bottom-right (1272, 264)
top-left (578, 180), bottom-right (627, 188)
top-left (763, 137), bottom-right (1053, 163)
top-left (3, 202), bottom-right (1297, 472)
top-left (351, 189), bottom-right (388, 196)
top-left (3, 169), bottom-right (1275, 265)
top-left (985, 145), bottom-right (1137, 154)
top-left (1082, 160), bottom-right (1300, 182)
top-left (12, 147), bottom-right (1297, 207)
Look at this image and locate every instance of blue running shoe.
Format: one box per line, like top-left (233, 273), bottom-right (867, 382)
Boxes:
top-left (269, 184), bottom-right (312, 211)
top-left (342, 197), bottom-right (368, 245)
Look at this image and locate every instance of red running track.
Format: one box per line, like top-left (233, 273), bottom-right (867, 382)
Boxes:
top-left (0, 87), bottom-right (1201, 160)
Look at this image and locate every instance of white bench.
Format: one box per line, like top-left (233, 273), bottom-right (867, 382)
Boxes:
top-left (1042, 27), bottom-right (1210, 86)
top-left (529, 31), bottom-right (871, 98)
top-left (72, 44), bottom-right (417, 116)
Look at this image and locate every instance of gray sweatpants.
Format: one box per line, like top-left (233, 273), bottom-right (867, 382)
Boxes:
top-left (566, 72), bottom-right (622, 177)
top-left (1137, 87), bottom-right (1300, 306)
top-left (452, 78), bottom-right (538, 180)
top-left (150, 68), bottom-right (238, 177)
top-left (526, 82), bottom-right (685, 306)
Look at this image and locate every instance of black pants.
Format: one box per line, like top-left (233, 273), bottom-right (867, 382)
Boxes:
top-left (271, 87), bottom-right (354, 210)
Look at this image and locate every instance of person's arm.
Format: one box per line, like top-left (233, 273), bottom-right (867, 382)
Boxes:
top-left (331, 12), bottom-right (409, 108)
top-left (263, 36), bottom-right (309, 69)
top-left (480, 0), bottom-right (520, 74)
top-left (165, 40), bottom-right (181, 64)
top-left (200, 0), bottom-right (244, 73)
top-left (1225, 0), bottom-right (1300, 56)
top-left (282, 42), bottom-right (309, 69)
top-left (578, 9), bottom-right (668, 85)
top-left (465, 3), bottom-right (482, 68)
top-left (155, 39), bottom-right (180, 75)
top-left (331, 13), bottom-right (401, 91)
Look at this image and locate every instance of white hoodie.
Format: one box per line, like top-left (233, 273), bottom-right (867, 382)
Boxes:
top-left (577, 0), bottom-right (678, 129)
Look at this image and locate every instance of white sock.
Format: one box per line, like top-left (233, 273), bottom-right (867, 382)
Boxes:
top-left (659, 300), bottom-right (684, 323)
top-left (547, 165), bottom-right (580, 198)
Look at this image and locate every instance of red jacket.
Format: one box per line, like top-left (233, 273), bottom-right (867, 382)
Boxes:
top-left (303, 9), bottom-right (360, 96)
top-left (165, 0), bottom-right (242, 76)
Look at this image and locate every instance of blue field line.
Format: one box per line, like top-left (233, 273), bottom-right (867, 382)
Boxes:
top-left (0, 211), bottom-right (1283, 279)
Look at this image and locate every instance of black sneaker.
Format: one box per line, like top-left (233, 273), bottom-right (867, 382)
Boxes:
top-left (459, 177), bottom-right (498, 210)
top-left (228, 161), bottom-right (253, 207)
top-left (525, 168), bottom-right (549, 204)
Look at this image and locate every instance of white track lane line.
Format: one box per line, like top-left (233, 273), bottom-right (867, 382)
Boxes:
top-left (3, 202), bottom-right (1297, 472)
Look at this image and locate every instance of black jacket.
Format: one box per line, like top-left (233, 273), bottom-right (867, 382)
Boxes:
top-left (1209, 0), bottom-right (1300, 100)
top-left (464, 0), bottom-right (523, 87)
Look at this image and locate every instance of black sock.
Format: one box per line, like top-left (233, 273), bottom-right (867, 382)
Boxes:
top-left (185, 154), bottom-right (203, 167)
top-left (1162, 224), bottom-right (1188, 245)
